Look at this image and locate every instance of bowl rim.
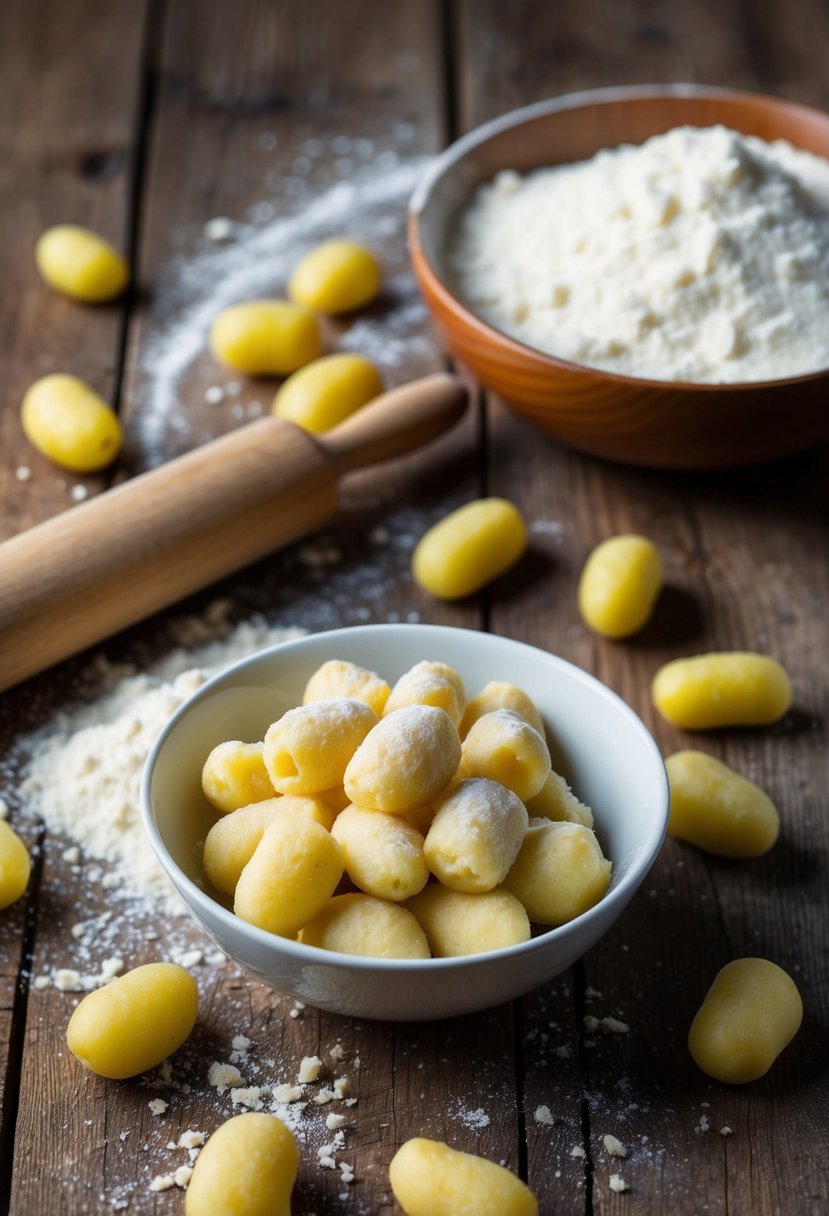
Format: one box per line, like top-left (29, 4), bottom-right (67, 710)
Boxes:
top-left (140, 622), bottom-right (669, 974)
top-left (408, 82), bottom-right (829, 391)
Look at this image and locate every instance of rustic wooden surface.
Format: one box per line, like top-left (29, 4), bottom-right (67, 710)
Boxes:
top-left (1, 1), bottom-right (827, 1213)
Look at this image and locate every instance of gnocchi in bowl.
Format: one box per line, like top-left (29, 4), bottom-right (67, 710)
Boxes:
top-left (142, 624), bottom-right (668, 1020)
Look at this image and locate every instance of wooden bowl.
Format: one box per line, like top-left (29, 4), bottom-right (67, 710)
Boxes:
top-left (409, 85), bottom-right (829, 469)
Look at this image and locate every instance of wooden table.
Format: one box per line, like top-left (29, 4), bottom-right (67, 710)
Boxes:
top-left (1, 2), bottom-right (827, 1212)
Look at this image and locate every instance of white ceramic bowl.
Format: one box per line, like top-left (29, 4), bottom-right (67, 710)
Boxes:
top-left (141, 624), bottom-right (668, 1021)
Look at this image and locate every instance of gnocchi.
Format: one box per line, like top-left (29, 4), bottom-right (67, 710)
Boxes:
top-left (331, 803), bottom-right (429, 901)
top-left (425, 777), bottom-right (528, 893)
top-left (234, 816), bottom-right (343, 937)
top-left (460, 680), bottom-right (544, 738)
top-left (201, 740), bottom-right (275, 814)
top-left (666, 750), bottom-right (779, 858)
top-left (210, 299), bottom-right (321, 375)
top-left (407, 884), bottom-right (530, 956)
top-left (0, 821), bottom-right (31, 910)
top-left (412, 498), bottom-right (528, 600)
top-left (383, 660), bottom-right (465, 726)
top-left (458, 709), bottom-right (550, 801)
top-left (525, 770), bottom-right (594, 828)
top-left (343, 704), bottom-right (461, 814)
top-left (185, 1113), bottom-right (298, 1216)
top-left (389, 1137), bottom-right (538, 1216)
top-left (21, 374), bottom-right (123, 472)
top-left (273, 352), bottom-right (382, 432)
top-left (503, 820), bottom-right (611, 926)
top-left (288, 238), bottom-right (381, 314)
top-left (303, 659), bottom-right (391, 716)
top-left (652, 651), bottom-right (792, 729)
top-left (688, 958), bottom-right (802, 1084)
top-left (264, 698), bottom-right (378, 795)
top-left (35, 223), bottom-right (129, 302)
top-left (203, 796), bottom-right (334, 895)
top-left (66, 962), bottom-right (198, 1079)
top-left (300, 892), bottom-right (430, 959)
top-left (578, 534), bottom-right (663, 638)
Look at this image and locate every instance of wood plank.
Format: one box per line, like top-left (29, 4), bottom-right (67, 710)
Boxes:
top-left (455, 1), bottom-right (829, 1213)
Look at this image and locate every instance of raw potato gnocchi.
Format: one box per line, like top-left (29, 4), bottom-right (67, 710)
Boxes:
top-left (201, 740), bottom-right (275, 814)
top-left (66, 962), bottom-right (198, 1079)
top-left (264, 698), bottom-right (378, 795)
top-left (412, 497), bottom-right (528, 600)
top-left (343, 704), bottom-right (461, 814)
top-left (302, 658), bottom-right (391, 716)
top-left (273, 352), bottom-right (382, 432)
top-left (36, 223), bottom-right (129, 302)
top-left (384, 659), bottom-right (465, 726)
top-left (185, 1112), bottom-right (298, 1216)
top-left (288, 238), bottom-right (381, 314)
top-left (407, 884), bottom-right (530, 956)
top-left (234, 816), bottom-right (343, 937)
top-left (331, 803), bottom-right (429, 901)
top-left (210, 299), bottom-right (321, 375)
top-left (389, 1137), bottom-right (538, 1216)
top-left (300, 892), bottom-right (430, 959)
top-left (458, 709), bottom-right (550, 801)
top-left (0, 821), bottom-right (31, 910)
top-left (22, 374), bottom-right (123, 473)
top-left (503, 819), bottom-right (611, 926)
top-left (425, 777), bottom-right (528, 893)
top-left (688, 958), bottom-right (802, 1084)
top-left (460, 680), bottom-right (544, 738)
top-left (666, 750), bottom-right (780, 858)
top-left (578, 533), bottom-right (663, 638)
top-left (526, 770), bottom-right (594, 828)
top-left (652, 651), bottom-right (792, 729)
top-left (203, 796), bottom-right (335, 895)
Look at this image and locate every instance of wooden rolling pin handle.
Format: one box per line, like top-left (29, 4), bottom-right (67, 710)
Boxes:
top-left (0, 372), bottom-right (467, 693)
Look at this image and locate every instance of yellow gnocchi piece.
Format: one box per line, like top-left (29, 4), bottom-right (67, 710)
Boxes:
top-left (503, 820), bottom-right (611, 926)
top-left (185, 1112), bottom-right (298, 1216)
top-left (688, 958), bottom-right (802, 1084)
top-left (273, 352), bottom-right (382, 433)
top-left (66, 962), bottom-right (198, 1079)
top-left (331, 804), bottom-right (429, 901)
top-left (383, 660), bottom-right (465, 726)
top-left (0, 821), bottom-right (31, 910)
top-left (460, 680), bottom-right (544, 738)
top-left (343, 704), bottom-right (461, 814)
top-left (302, 659), bottom-right (391, 716)
top-left (458, 709), bottom-right (550, 802)
top-left (666, 750), bottom-right (779, 858)
top-left (35, 224), bottom-right (129, 302)
top-left (407, 884), bottom-right (530, 957)
top-left (652, 651), bottom-right (792, 729)
top-left (203, 796), bottom-right (334, 895)
top-left (389, 1137), bottom-right (539, 1216)
top-left (300, 892), bottom-right (430, 959)
top-left (234, 817), bottom-right (343, 938)
top-left (426, 777), bottom-right (528, 894)
top-left (578, 534), bottom-right (663, 638)
top-left (201, 740), bottom-right (275, 814)
top-left (21, 374), bottom-right (123, 473)
top-left (264, 698), bottom-right (378, 796)
top-left (288, 238), bottom-right (381, 314)
top-left (525, 770), bottom-right (594, 829)
top-left (412, 498), bottom-right (528, 600)
top-left (210, 299), bottom-right (321, 375)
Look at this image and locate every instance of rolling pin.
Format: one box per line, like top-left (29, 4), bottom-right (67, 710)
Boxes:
top-left (0, 373), bottom-right (467, 694)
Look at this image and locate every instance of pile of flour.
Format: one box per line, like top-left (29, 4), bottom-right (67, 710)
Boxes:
top-left (451, 124), bottom-right (829, 383)
top-left (21, 604), bottom-right (304, 904)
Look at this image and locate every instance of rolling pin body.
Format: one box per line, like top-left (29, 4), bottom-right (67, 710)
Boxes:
top-left (0, 374), bottom-right (466, 692)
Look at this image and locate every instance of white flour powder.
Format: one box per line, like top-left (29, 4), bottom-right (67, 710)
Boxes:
top-left (21, 605), bottom-right (304, 903)
top-left (452, 124), bottom-right (829, 383)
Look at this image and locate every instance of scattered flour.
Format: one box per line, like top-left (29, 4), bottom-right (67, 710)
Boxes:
top-left (452, 124), bottom-right (829, 383)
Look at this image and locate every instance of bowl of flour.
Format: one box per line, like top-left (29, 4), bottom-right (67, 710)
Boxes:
top-left (409, 85), bottom-right (829, 468)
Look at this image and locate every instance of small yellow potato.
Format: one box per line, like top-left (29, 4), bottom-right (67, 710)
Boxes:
top-left (383, 660), bottom-right (464, 726)
top-left (264, 698), bottom-right (378, 796)
top-left (66, 962), bottom-right (198, 1080)
top-left (460, 680), bottom-right (544, 738)
top-left (458, 709), bottom-right (550, 802)
top-left (21, 374), bottom-right (123, 473)
top-left (425, 777), bottom-right (528, 893)
top-left (525, 770), bottom-right (594, 829)
top-left (652, 652), bottom-right (792, 729)
top-left (412, 498), bottom-right (528, 600)
top-left (0, 821), bottom-right (31, 910)
top-left (407, 884), bottom-right (530, 957)
top-left (302, 658), bottom-right (391, 716)
top-left (234, 817), bottom-right (343, 937)
top-left (578, 534), bottom-right (663, 638)
top-left (300, 892), bottom-right (430, 959)
top-left (343, 704), bottom-right (461, 814)
top-left (688, 958), bottom-right (802, 1084)
top-left (389, 1137), bottom-right (538, 1216)
top-left (185, 1112), bottom-right (298, 1216)
top-left (331, 803), bottom-right (429, 901)
top-left (503, 820), bottom-right (611, 926)
top-left (201, 740), bottom-right (275, 814)
top-left (35, 224), bottom-right (129, 302)
top-left (666, 750), bottom-right (779, 858)
top-left (273, 352), bottom-right (382, 433)
top-left (210, 299), bottom-right (321, 375)
top-left (288, 238), bottom-right (381, 314)
top-left (203, 796), bottom-right (334, 895)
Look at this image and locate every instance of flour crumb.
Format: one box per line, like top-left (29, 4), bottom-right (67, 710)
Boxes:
top-left (298, 1055), bottom-right (322, 1083)
top-left (603, 1134), bottom-right (627, 1158)
top-left (230, 1086), bottom-right (264, 1109)
top-left (609, 1173), bottom-right (628, 1194)
top-left (149, 1175), bottom-right (175, 1193)
top-left (148, 1099), bottom-right (168, 1117)
top-left (570, 1145), bottom-right (586, 1159)
top-left (62, 845), bottom-right (80, 863)
top-left (231, 1035), bottom-right (252, 1052)
top-left (534, 1105), bottom-right (555, 1126)
top-left (721, 1125), bottom-right (733, 1137)
top-left (177, 950), bottom-right (203, 969)
top-left (273, 1084), bottom-right (303, 1104)
top-left (326, 1113), bottom-right (348, 1131)
top-left (696, 1115), bottom-right (711, 1134)
top-left (208, 1062), bottom-right (244, 1091)
top-left (204, 217), bottom-right (237, 244)
top-left (178, 1131), bottom-right (206, 1150)
top-left (601, 1016), bottom-right (629, 1034)
top-left (15, 466), bottom-right (32, 482)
